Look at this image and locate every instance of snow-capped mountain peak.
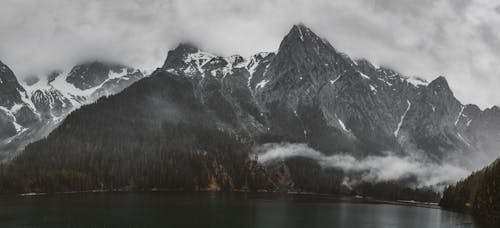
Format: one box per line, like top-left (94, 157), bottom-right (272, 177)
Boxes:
top-left (0, 60), bottom-right (145, 159)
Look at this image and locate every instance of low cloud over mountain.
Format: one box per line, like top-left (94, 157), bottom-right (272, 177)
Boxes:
top-left (254, 143), bottom-right (469, 189)
top-left (1, 0), bottom-right (500, 108)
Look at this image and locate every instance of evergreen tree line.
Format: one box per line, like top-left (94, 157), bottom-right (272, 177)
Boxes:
top-left (440, 159), bottom-right (500, 224)
top-left (0, 122), bottom-right (270, 193)
top-left (0, 71), bottom-right (442, 203)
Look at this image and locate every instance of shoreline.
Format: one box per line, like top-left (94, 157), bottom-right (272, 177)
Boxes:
top-left (12, 188), bottom-right (442, 210)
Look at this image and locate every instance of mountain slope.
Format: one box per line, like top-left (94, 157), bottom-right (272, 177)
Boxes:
top-left (440, 159), bottom-right (500, 224)
top-left (252, 24), bottom-right (477, 161)
top-left (2, 24), bottom-right (500, 196)
top-left (0, 61), bottom-right (145, 159)
top-left (0, 61), bottom-right (39, 142)
top-left (9, 71), bottom-right (269, 192)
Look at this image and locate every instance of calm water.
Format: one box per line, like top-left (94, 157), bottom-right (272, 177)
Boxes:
top-left (0, 192), bottom-right (492, 228)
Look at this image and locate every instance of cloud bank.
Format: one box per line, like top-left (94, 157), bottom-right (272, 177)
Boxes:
top-left (0, 0), bottom-right (500, 108)
top-left (254, 143), bottom-right (470, 189)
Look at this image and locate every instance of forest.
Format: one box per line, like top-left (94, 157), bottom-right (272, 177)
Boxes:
top-left (440, 159), bottom-right (500, 224)
top-left (0, 71), bottom-right (441, 203)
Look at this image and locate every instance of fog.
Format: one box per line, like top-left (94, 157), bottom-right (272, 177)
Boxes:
top-left (253, 143), bottom-right (471, 190)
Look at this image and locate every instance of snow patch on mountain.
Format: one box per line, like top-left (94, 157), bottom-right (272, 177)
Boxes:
top-left (358, 71), bottom-right (370, 79)
top-left (455, 106), bottom-right (465, 126)
top-left (25, 66), bottom-right (132, 109)
top-left (0, 106), bottom-right (25, 134)
top-left (256, 79), bottom-right (270, 89)
top-left (338, 118), bottom-right (348, 132)
top-left (457, 133), bottom-right (471, 147)
top-left (407, 77), bottom-right (429, 87)
top-left (395, 100), bottom-right (411, 137)
top-left (330, 75), bottom-right (342, 85)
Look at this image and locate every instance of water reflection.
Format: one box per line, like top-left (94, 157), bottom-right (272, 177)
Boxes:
top-left (0, 192), bottom-right (493, 228)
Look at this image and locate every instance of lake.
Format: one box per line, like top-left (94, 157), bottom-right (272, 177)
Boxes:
top-left (0, 192), bottom-right (492, 228)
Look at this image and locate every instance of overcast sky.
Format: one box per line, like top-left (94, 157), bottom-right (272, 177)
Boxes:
top-left (1, 0), bottom-right (500, 108)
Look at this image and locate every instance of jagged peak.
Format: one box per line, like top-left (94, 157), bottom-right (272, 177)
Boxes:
top-left (171, 42), bottom-right (199, 54)
top-left (484, 105), bottom-right (500, 113)
top-left (430, 75), bottom-right (447, 83)
top-left (428, 76), bottom-right (451, 91)
top-left (68, 61), bottom-right (128, 77)
top-left (227, 55), bottom-right (245, 66)
top-left (0, 60), bottom-right (19, 83)
top-left (355, 58), bottom-right (377, 69)
top-left (464, 104), bottom-right (481, 112)
top-left (290, 23), bottom-right (312, 40)
top-left (354, 59), bottom-right (379, 74)
top-left (270, 23), bottom-right (346, 74)
top-left (162, 42), bottom-right (212, 70)
top-left (279, 23), bottom-right (328, 50)
top-left (0, 60), bottom-right (11, 72)
top-left (293, 22), bottom-right (308, 29)
top-left (65, 61), bottom-right (129, 90)
top-left (252, 52), bottom-right (274, 60)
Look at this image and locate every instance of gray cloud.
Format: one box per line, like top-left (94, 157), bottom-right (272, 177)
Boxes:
top-left (254, 143), bottom-right (470, 190)
top-left (0, 0), bottom-right (499, 108)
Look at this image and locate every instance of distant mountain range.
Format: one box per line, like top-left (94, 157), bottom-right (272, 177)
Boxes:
top-left (0, 24), bottom-right (498, 200)
top-left (0, 61), bottom-right (144, 159)
top-left (158, 25), bottom-right (500, 165)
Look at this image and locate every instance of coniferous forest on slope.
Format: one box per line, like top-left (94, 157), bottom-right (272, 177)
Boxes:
top-left (440, 159), bottom-right (500, 224)
top-left (0, 24), bottom-right (498, 225)
top-left (0, 71), bottom-right (440, 203)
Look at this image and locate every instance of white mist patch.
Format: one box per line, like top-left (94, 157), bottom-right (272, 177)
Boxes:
top-left (254, 143), bottom-right (470, 189)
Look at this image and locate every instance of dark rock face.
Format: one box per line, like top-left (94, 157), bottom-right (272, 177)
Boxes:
top-left (37, 24), bottom-right (496, 165)
top-left (161, 44), bottom-right (268, 139)
top-left (90, 69), bottom-right (144, 101)
top-left (3, 24), bottom-right (500, 196)
top-left (162, 43), bottom-right (200, 71)
top-left (0, 61), bottom-right (39, 141)
top-left (0, 60), bottom-right (144, 159)
top-left (31, 88), bottom-right (74, 119)
top-left (462, 106), bottom-right (500, 164)
top-left (0, 109), bottom-right (17, 139)
top-left (159, 24), bottom-right (500, 172)
top-left (246, 25), bottom-right (469, 159)
top-left (13, 106), bottom-right (39, 128)
top-left (0, 61), bottom-right (25, 108)
top-left (66, 61), bottom-right (126, 90)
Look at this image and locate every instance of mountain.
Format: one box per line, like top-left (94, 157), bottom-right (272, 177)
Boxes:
top-left (0, 61), bottom-right (145, 159)
top-left (0, 61), bottom-right (39, 143)
top-left (1, 24), bottom-right (499, 198)
top-left (65, 62), bottom-right (126, 90)
top-left (440, 159), bottom-right (500, 225)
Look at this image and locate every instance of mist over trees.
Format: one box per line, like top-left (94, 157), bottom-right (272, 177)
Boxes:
top-left (0, 71), bottom-right (441, 203)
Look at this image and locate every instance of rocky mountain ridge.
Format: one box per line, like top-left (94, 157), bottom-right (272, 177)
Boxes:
top-left (161, 24), bottom-right (499, 167)
top-left (0, 24), bottom-right (498, 196)
top-left (0, 60), bottom-right (144, 159)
